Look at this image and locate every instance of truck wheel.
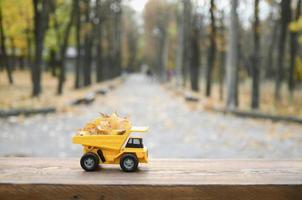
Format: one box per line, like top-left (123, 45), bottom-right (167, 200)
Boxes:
top-left (80, 153), bottom-right (99, 172)
top-left (120, 154), bottom-right (138, 172)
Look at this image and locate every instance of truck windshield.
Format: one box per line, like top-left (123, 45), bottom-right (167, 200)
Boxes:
top-left (126, 138), bottom-right (143, 148)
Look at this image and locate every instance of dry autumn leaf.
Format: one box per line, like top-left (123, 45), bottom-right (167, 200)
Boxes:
top-left (79, 113), bottom-right (132, 135)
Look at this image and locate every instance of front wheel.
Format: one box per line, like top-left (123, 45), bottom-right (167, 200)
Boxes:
top-left (120, 154), bottom-right (138, 172)
top-left (80, 153), bottom-right (99, 172)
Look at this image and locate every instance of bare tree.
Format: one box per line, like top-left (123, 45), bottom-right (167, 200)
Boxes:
top-left (25, 17), bottom-right (33, 71)
top-left (32, 0), bottom-right (51, 96)
top-left (175, 3), bottom-right (184, 86)
top-left (113, 0), bottom-right (122, 77)
top-left (181, 0), bottom-right (192, 86)
top-left (104, 0), bottom-right (114, 79)
top-left (288, 0), bottom-right (301, 97)
top-left (218, 10), bottom-right (226, 101)
top-left (155, 20), bottom-right (168, 81)
top-left (0, 4), bottom-right (13, 84)
top-left (205, 0), bottom-right (217, 97)
top-left (251, 0), bottom-right (260, 109)
top-left (9, 37), bottom-right (16, 70)
top-left (125, 9), bottom-right (139, 72)
top-left (190, 14), bottom-right (201, 92)
top-left (82, 0), bottom-right (93, 86)
top-left (74, 0), bottom-right (82, 89)
top-left (95, 0), bottom-right (104, 82)
top-left (265, 3), bottom-right (278, 79)
top-left (275, 0), bottom-right (291, 101)
top-left (101, 0), bottom-right (122, 79)
top-left (57, 1), bottom-right (76, 94)
top-left (226, 0), bottom-right (239, 109)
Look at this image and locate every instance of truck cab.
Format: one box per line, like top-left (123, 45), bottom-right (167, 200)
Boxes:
top-left (123, 137), bottom-right (148, 170)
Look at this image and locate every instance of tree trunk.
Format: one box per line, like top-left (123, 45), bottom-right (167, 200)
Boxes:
top-left (275, 0), bottom-right (291, 101)
top-left (181, 0), bottom-right (192, 87)
top-left (104, 25), bottom-right (112, 80)
top-left (83, 37), bottom-right (93, 86)
top-left (205, 0), bottom-right (217, 97)
top-left (105, 5), bottom-right (114, 80)
top-left (0, 5), bottom-right (13, 84)
top-left (114, 0), bottom-right (122, 77)
top-left (127, 33), bottom-right (138, 72)
top-left (175, 8), bottom-right (184, 86)
top-left (218, 11), bottom-right (226, 101)
top-left (18, 55), bottom-right (25, 70)
top-left (265, 8), bottom-right (278, 79)
top-left (82, 0), bottom-right (92, 86)
top-left (74, 0), bottom-right (81, 89)
top-left (251, 0), bottom-right (260, 109)
top-left (190, 15), bottom-right (200, 92)
top-left (32, 0), bottom-right (50, 96)
top-left (163, 30), bottom-right (169, 81)
top-left (226, 0), bottom-right (239, 109)
top-left (57, 1), bottom-right (76, 95)
top-left (49, 48), bottom-right (57, 76)
top-left (51, 13), bottom-right (61, 77)
top-left (96, 41), bottom-right (103, 82)
top-left (25, 17), bottom-right (32, 70)
top-left (288, 0), bottom-right (301, 97)
top-left (9, 37), bottom-right (16, 70)
top-left (95, 0), bottom-right (103, 82)
top-left (155, 27), bottom-right (167, 81)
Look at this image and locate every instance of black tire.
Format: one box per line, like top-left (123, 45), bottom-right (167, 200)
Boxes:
top-left (80, 153), bottom-right (99, 172)
top-left (120, 154), bottom-right (138, 172)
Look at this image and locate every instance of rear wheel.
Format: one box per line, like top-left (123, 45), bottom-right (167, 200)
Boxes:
top-left (120, 154), bottom-right (138, 172)
top-left (80, 153), bottom-right (99, 172)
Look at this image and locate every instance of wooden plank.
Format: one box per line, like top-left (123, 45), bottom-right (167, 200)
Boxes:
top-left (0, 158), bottom-right (302, 200)
top-left (1, 185), bottom-right (301, 200)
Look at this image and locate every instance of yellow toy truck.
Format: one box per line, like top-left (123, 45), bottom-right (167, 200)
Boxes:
top-left (72, 126), bottom-right (148, 172)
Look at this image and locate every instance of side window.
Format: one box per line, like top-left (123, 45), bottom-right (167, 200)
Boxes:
top-left (133, 139), bottom-right (140, 145)
top-left (126, 138), bottom-right (143, 148)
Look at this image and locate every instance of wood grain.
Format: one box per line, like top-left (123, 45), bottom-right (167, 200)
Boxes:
top-left (0, 158), bottom-right (302, 199)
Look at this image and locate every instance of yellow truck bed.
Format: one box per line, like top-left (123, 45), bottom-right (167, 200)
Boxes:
top-left (72, 126), bottom-right (148, 150)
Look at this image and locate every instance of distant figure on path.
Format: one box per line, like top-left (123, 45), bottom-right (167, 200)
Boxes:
top-left (146, 68), bottom-right (153, 77)
top-left (146, 68), bottom-right (154, 82)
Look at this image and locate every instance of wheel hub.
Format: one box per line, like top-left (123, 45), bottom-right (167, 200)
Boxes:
top-left (84, 158), bottom-right (95, 168)
top-left (124, 158), bottom-right (134, 169)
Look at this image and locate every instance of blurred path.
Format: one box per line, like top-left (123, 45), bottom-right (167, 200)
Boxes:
top-left (1, 74), bottom-right (302, 158)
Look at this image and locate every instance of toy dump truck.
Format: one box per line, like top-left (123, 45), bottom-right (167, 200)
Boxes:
top-left (72, 126), bottom-right (148, 172)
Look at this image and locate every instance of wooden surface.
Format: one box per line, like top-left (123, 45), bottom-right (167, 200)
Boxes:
top-left (0, 158), bottom-right (302, 199)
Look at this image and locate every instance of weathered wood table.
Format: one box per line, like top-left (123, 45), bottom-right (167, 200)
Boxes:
top-left (0, 158), bottom-right (301, 200)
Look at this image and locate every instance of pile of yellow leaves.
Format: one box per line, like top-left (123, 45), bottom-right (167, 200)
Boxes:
top-left (78, 113), bottom-right (132, 135)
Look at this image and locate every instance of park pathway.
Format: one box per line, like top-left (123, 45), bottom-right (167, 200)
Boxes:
top-left (0, 74), bottom-right (302, 158)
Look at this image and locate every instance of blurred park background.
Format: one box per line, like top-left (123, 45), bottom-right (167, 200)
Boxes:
top-left (0, 0), bottom-right (302, 159)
